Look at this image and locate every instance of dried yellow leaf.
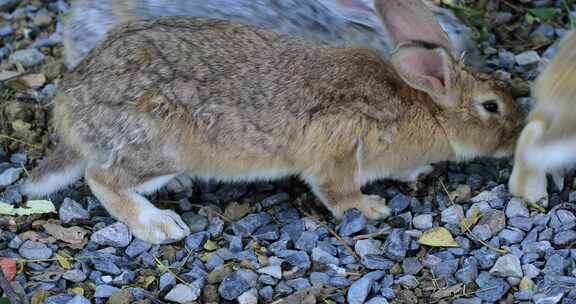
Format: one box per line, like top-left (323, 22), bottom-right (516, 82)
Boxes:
top-left (418, 227), bottom-right (459, 247)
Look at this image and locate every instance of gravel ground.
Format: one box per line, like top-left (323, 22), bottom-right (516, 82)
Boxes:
top-left (1, 0), bottom-right (576, 303)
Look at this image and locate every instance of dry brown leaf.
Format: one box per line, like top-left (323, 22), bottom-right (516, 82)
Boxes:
top-left (43, 223), bottom-right (89, 244)
top-left (431, 283), bottom-right (464, 300)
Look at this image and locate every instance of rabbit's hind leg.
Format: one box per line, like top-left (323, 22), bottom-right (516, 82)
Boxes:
top-left (85, 166), bottom-right (190, 244)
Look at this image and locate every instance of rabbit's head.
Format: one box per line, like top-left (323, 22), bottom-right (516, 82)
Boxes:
top-left (376, 0), bottom-right (524, 160)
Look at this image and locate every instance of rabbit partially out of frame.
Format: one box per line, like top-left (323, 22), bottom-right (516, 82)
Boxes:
top-left (509, 30), bottom-right (576, 207)
top-left (62, 0), bottom-right (483, 70)
top-left (23, 0), bottom-right (523, 244)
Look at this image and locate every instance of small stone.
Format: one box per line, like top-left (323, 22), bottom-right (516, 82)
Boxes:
top-left (339, 209), bottom-right (367, 236)
top-left (91, 222), bottom-right (132, 247)
top-left (63, 269), bottom-right (87, 282)
top-left (286, 278), bottom-right (311, 290)
top-left (402, 257), bottom-right (423, 275)
top-left (259, 286), bottom-right (274, 301)
top-left (453, 298), bottom-right (482, 304)
top-left (238, 288), bottom-right (258, 304)
top-left (181, 212), bottom-right (209, 233)
top-left (474, 248), bottom-right (498, 269)
top-left (441, 205), bottom-right (464, 225)
top-left (312, 247), bottom-right (339, 265)
top-left (261, 193), bottom-right (290, 208)
top-left (18, 240), bottom-right (52, 259)
top-left (295, 231), bottom-right (319, 252)
top-left (66, 295), bottom-right (91, 304)
top-left (431, 259), bottom-right (459, 278)
top-left (7, 236), bottom-right (22, 249)
top-left (383, 229), bottom-right (409, 261)
top-left (475, 272), bottom-right (510, 302)
top-left (509, 216), bottom-right (534, 231)
top-left (218, 269), bottom-right (258, 300)
top-left (523, 241), bottom-right (552, 255)
top-left (232, 213), bottom-right (272, 236)
top-left (533, 291), bottom-right (565, 304)
top-left (45, 295), bottom-right (73, 304)
top-left (207, 265), bottom-right (233, 284)
top-left (9, 49), bottom-right (46, 67)
top-left (185, 232), bottom-right (208, 251)
top-left (499, 228), bottom-right (525, 244)
top-left (522, 264), bottom-right (540, 279)
top-left (516, 51), bottom-right (541, 65)
top-left (389, 194), bottom-right (410, 213)
top-left (543, 254), bottom-right (568, 275)
top-left (94, 285), bottom-right (120, 298)
top-left (159, 273), bottom-right (177, 291)
top-left (397, 275), bottom-right (418, 288)
top-left (553, 230), bottom-right (576, 246)
top-left (506, 198), bottom-right (529, 218)
top-left (347, 277), bottom-right (373, 304)
top-left (165, 281), bottom-right (203, 303)
top-left (224, 202), bottom-right (251, 221)
top-left (413, 214), bottom-right (433, 230)
top-left (0, 168), bottom-right (22, 187)
top-left (365, 297), bottom-right (390, 304)
top-left (355, 239), bottom-right (383, 258)
top-left (456, 257), bottom-right (478, 284)
top-left (59, 198), bottom-right (90, 225)
top-left (472, 210), bottom-right (506, 240)
top-left (489, 254), bottom-right (523, 278)
top-left (125, 239), bottom-right (151, 258)
top-left (257, 265), bottom-right (282, 280)
top-left (361, 255), bottom-right (395, 270)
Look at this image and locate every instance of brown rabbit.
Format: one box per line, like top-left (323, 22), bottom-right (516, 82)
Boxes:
top-left (509, 30), bottom-right (576, 207)
top-left (23, 0), bottom-right (523, 244)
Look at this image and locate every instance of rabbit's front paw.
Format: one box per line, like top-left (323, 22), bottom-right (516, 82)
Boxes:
top-left (509, 167), bottom-right (548, 207)
top-left (130, 209), bottom-right (191, 244)
top-left (357, 195), bottom-right (391, 221)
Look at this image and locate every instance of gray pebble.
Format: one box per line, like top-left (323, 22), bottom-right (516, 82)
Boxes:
top-left (474, 248), bottom-right (498, 269)
top-left (259, 286), bottom-right (274, 301)
top-left (295, 231), bottom-right (318, 252)
top-left (218, 269), bottom-right (258, 300)
top-left (165, 281), bottom-right (203, 303)
top-left (389, 194), bottom-right (410, 213)
top-left (362, 255), bottom-right (394, 270)
top-left (59, 198), bottom-right (90, 225)
top-left (453, 298), bottom-right (482, 304)
top-left (456, 257), bottom-right (478, 284)
top-left (347, 277), bottom-right (373, 304)
top-left (286, 278), bottom-right (311, 290)
top-left (509, 216), bottom-right (535, 231)
top-left (94, 285), bottom-right (120, 298)
top-left (383, 229), bottom-right (409, 261)
top-left (522, 264), bottom-right (540, 279)
top-left (499, 228), bottom-right (525, 244)
top-left (232, 212), bottom-right (272, 236)
top-left (354, 239), bottom-right (383, 258)
top-left (7, 236), bottom-right (22, 249)
top-left (91, 222), bottom-right (132, 247)
top-left (66, 295), bottom-right (91, 304)
top-left (125, 239), bottom-right (152, 258)
top-left (402, 257), bottom-right (423, 275)
top-left (18, 240), bottom-right (52, 259)
top-left (181, 212), bottom-right (209, 233)
top-left (257, 265), bottom-right (282, 280)
top-left (489, 254), bottom-right (523, 278)
top-left (261, 193), bottom-right (289, 208)
top-left (553, 230), bottom-right (576, 246)
top-left (310, 272), bottom-right (330, 286)
top-left (45, 295), bottom-right (73, 304)
top-left (9, 49), bottom-right (46, 67)
top-left (397, 275), bottom-right (418, 288)
top-left (159, 272), bottom-right (177, 292)
top-left (0, 168), bottom-right (22, 187)
top-left (413, 214), bottom-right (433, 230)
top-left (432, 258), bottom-right (459, 278)
top-left (506, 198), bottom-right (529, 218)
top-left (365, 297), bottom-right (390, 304)
top-left (312, 247), bottom-right (339, 265)
top-left (543, 254), bottom-right (568, 275)
top-left (533, 291), bottom-right (565, 304)
top-left (441, 205), bottom-right (464, 225)
top-left (475, 272), bottom-right (511, 302)
top-left (516, 51), bottom-right (541, 65)
top-left (185, 231), bottom-right (209, 251)
top-left (0, 0), bottom-right (18, 11)
top-left (338, 208), bottom-right (366, 236)
top-left (63, 269), bottom-right (87, 282)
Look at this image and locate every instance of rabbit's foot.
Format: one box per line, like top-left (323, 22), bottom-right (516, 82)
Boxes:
top-left (130, 208), bottom-right (191, 244)
top-left (509, 167), bottom-right (548, 208)
top-left (357, 195), bottom-right (392, 221)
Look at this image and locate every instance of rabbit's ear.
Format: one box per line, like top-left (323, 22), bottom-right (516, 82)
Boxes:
top-left (374, 0), bottom-right (457, 57)
top-left (391, 42), bottom-right (458, 106)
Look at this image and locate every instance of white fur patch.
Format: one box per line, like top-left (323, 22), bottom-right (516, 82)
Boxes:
top-left (525, 139), bottom-right (576, 172)
top-left (22, 161), bottom-right (87, 197)
top-left (133, 174), bottom-right (177, 194)
top-left (451, 142), bottom-right (483, 160)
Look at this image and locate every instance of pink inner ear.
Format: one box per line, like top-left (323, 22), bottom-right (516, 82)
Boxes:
top-left (397, 47), bottom-right (448, 97)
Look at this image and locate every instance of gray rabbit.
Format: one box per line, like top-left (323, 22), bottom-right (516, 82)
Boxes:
top-left (63, 0), bottom-right (483, 69)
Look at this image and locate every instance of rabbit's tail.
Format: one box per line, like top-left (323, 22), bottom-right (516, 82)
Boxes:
top-left (21, 144), bottom-right (88, 197)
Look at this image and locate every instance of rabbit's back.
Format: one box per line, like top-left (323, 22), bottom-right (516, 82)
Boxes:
top-left (60, 17), bottom-right (401, 163)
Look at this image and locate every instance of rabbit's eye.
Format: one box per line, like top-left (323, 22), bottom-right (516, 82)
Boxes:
top-left (482, 100), bottom-right (499, 114)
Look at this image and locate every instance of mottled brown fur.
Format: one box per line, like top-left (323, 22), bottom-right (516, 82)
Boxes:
top-left (25, 2), bottom-right (522, 243)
